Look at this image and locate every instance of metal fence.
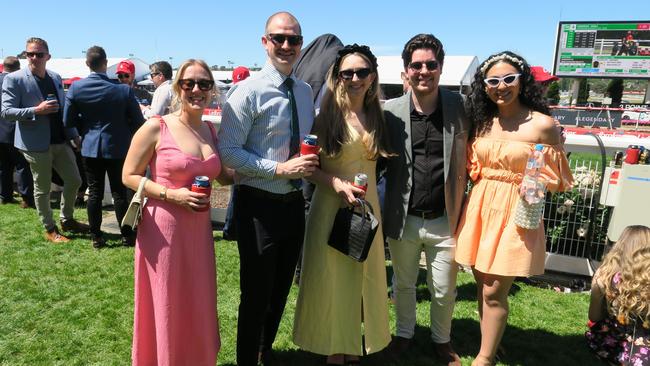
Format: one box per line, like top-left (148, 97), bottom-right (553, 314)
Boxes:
top-left (543, 158), bottom-right (610, 265)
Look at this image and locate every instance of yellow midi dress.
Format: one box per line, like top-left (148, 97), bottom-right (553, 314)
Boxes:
top-left (455, 138), bottom-right (574, 276)
top-left (292, 125), bottom-right (391, 356)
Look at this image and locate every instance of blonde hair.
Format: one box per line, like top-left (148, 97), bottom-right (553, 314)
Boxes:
top-left (313, 52), bottom-right (392, 160)
top-left (595, 225), bottom-right (650, 327)
top-left (170, 59), bottom-right (217, 113)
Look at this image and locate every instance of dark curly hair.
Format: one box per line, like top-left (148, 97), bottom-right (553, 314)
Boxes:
top-left (466, 51), bottom-right (549, 137)
top-left (401, 34), bottom-right (445, 68)
top-left (332, 44), bottom-right (378, 76)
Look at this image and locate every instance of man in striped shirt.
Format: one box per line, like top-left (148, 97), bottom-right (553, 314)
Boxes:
top-left (217, 11), bottom-right (318, 366)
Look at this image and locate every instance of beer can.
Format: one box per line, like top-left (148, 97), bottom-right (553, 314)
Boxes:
top-left (192, 176), bottom-right (210, 187)
top-left (353, 173), bottom-right (368, 191)
top-left (300, 134), bottom-right (319, 156)
top-left (303, 134), bottom-right (318, 146)
top-left (46, 93), bottom-right (57, 102)
top-left (191, 176), bottom-right (211, 211)
top-left (624, 145), bottom-right (641, 165)
top-left (613, 151), bottom-right (624, 167)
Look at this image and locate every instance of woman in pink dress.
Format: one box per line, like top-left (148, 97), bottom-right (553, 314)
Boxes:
top-left (123, 59), bottom-right (231, 365)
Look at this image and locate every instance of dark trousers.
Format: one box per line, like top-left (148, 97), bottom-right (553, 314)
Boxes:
top-left (235, 185), bottom-right (304, 366)
top-left (83, 157), bottom-right (129, 238)
top-left (0, 142), bottom-right (33, 202)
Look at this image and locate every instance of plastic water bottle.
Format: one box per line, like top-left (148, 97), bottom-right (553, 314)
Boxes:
top-left (521, 144), bottom-right (546, 204)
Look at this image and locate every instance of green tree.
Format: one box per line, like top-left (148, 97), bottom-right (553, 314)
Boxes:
top-left (577, 78), bottom-right (590, 105)
top-left (606, 79), bottom-right (624, 107)
top-left (546, 81), bottom-right (560, 105)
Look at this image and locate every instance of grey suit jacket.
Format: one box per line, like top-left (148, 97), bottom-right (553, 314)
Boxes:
top-left (382, 88), bottom-right (472, 239)
top-left (1, 67), bottom-right (78, 152)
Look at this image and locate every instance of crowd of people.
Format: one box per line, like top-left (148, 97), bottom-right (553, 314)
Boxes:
top-left (1, 10), bottom-right (648, 366)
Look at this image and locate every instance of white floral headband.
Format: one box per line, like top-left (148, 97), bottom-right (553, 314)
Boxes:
top-left (479, 54), bottom-right (525, 74)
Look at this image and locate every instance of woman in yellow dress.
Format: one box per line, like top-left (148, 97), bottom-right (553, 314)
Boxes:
top-left (292, 44), bottom-right (394, 365)
top-left (455, 51), bottom-right (573, 366)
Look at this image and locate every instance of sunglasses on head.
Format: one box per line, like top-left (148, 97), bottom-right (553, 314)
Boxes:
top-left (178, 79), bottom-right (215, 91)
top-left (483, 73), bottom-right (521, 88)
top-left (267, 33), bottom-right (303, 47)
top-left (338, 68), bottom-right (373, 80)
top-left (25, 52), bottom-right (46, 59)
top-left (117, 73), bottom-right (131, 79)
top-left (408, 60), bottom-right (439, 71)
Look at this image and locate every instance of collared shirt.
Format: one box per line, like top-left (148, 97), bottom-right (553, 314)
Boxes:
top-left (408, 98), bottom-right (445, 217)
top-left (144, 80), bottom-right (173, 118)
top-left (218, 62), bottom-right (314, 194)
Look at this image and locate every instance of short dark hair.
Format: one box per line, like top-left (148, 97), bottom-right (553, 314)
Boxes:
top-left (85, 46), bottom-right (107, 71)
top-left (401, 33), bottom-right (445, 68)
top-left (150, 61), bottom-right (172, 80)
top-left (3, 56), bottom-right (20, 72)
top-left (26, 37), bottom-right (49, 52)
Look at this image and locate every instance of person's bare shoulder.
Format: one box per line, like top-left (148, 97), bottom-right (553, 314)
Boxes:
top-left (532, 112), bottom-right (561, 145)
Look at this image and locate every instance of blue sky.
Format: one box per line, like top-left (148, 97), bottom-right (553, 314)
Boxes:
top-left (2, 0), bottom-right (648, 71)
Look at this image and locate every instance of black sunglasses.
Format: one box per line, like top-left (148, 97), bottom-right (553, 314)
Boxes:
top-left (150, 72), bottom-right (161, 78)
top-left (117, 73), bottom-right (131, 79)
top-left (267, 33), bottom-right (303, 47)
top-left (338, 68), bottom-right (373, 80)
top-left (408, 60), bottom-right (439, 71)
top-left (25, 52), bottom-right (46, 59)
top-left (179, 79), bottom-right (215, 91)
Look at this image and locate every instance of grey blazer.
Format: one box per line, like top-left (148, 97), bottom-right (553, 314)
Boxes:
top-left (382, 88), bottom-right (472, 239)
top-left (1, 67), bottom-right (78, 152)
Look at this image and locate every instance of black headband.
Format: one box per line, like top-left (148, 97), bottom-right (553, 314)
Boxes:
top-left (333, 44), bottom-right (378, 76)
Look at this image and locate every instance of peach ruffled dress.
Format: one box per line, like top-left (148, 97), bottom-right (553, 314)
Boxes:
top-left (455, 138), bottom-right (574, 276)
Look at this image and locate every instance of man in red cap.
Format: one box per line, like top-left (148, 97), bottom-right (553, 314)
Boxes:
top-left (116, 60), bottom-right (152, 107)
top-left (232, 66), bottom-right (250, 84)
top-left (530, 66), bottom-right (559, 95)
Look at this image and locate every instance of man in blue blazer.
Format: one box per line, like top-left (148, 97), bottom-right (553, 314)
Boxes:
top-left (1, 37), bottom-right (89, 243)
top-left (63, 45), bottom-right (145, 248)
top-left (0, 56), bottom-right (34, 208)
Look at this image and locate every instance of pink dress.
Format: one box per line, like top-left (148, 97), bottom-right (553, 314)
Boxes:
top-left (132, 119), bottom-right (221, 366)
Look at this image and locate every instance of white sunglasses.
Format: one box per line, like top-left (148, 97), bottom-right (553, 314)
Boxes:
top-left (483, 73), bottom-right (521, 88)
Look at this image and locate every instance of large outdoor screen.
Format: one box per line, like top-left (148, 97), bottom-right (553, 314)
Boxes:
top-left (553, 21), bottom-right (650, 79)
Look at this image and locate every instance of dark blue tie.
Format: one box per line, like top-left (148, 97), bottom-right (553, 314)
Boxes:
top-left (284, 77), bottom-right (302, 190)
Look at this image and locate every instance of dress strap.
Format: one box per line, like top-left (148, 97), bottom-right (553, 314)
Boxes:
top-left (205, 121), bottom-right (217, 142)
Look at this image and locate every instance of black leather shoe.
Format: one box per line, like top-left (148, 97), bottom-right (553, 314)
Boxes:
top-left (388, 336), bottom-right (411, 357)
top-left (61, 219), bottom-right (90, 234)
top-left (92, 236), bottom-right (105, 249)
top-left (122, 235), bottom-right (135, 247)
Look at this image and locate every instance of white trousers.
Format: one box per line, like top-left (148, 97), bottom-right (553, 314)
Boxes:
top-left (388, 214), bottom-right (458, 343)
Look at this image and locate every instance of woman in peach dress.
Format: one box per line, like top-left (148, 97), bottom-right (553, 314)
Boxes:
top-left (455, 51), bottom-right (573, 366)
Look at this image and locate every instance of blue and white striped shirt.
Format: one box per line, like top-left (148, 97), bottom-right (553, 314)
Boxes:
top-left (217, 62), bottom-right (314, 194)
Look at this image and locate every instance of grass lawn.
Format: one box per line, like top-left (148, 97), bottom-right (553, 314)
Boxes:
top-left (0, 203), bottom-right (598, 365)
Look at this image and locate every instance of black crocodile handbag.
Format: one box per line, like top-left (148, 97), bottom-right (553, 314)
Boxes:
top-left (327, 199), bottom-right (379, 262)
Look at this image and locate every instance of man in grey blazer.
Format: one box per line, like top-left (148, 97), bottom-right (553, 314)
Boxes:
top-left (382, 34), bottom-right (471, 366)
top-left (1, 37), bottom-right (89, 243)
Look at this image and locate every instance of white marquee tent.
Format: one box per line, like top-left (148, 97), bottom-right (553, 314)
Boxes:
top-left (377, 55), bottom-right (479, 89)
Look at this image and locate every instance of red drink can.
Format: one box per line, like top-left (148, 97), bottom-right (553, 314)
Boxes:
top-left (191, 175), bottom-right (211, 211)
top-left (353, 173), bottom-right (368, 192)
top-left (300, 134), bottom-right (319, 155)
top-left (624, 145), bottom-right (641, 164)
